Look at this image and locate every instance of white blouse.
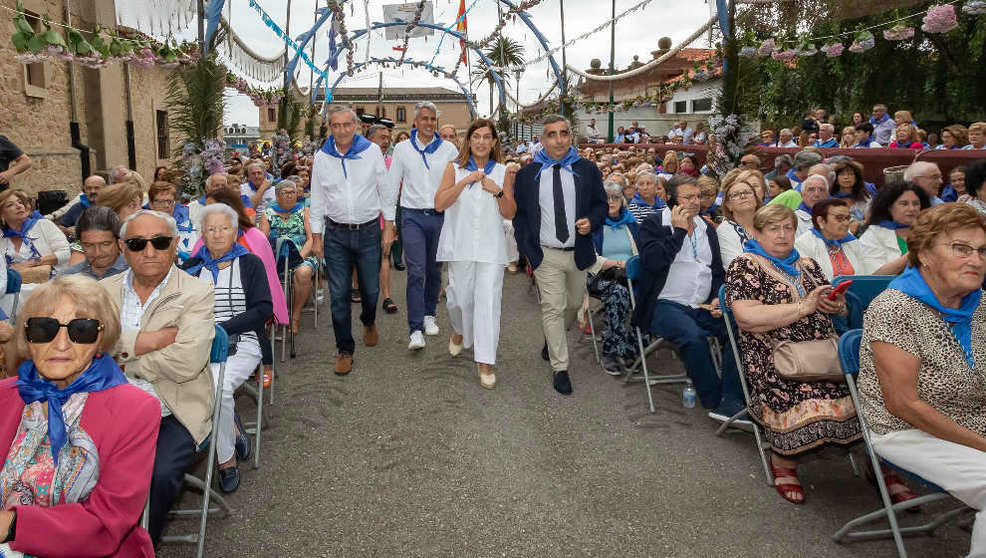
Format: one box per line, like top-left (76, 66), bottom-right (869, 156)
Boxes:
top-left (436, 163), bottom-right (509, 266)
top-left (794, 230), bottom-right (873, 280)
top-left (717, 220), bottom-right (753, 271)
top-left (858, 225), bottom-right (905, 270)
top-left (0, 218), bottom-right (71, 271)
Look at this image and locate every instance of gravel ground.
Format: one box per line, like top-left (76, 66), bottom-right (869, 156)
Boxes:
top-left (159, 269), bottom-right (973, 558)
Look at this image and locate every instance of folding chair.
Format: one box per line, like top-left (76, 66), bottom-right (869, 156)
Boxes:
top-left (236, 360), bottom-right (266, 470)
top-left (832, 275), bottom-right (895, 330)
top-left (832, 329), bottom-right (973, 556)
top-left (273, 237), bottom-right (300, 361)
top-left (718, 284), bottom-right (775, 484)
top-left (160, 325), bottom-right (233, 558)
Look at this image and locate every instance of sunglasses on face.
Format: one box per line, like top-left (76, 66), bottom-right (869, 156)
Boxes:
top-left (25, 317), bottom-right (103, 344)
top-left (124, 236), bottom-right (173, 252)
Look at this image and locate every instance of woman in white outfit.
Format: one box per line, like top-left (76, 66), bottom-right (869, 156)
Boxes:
top-left (435, 119), bottom-right (518, 388)
top-left (858, 181), bottom-right (930, 276)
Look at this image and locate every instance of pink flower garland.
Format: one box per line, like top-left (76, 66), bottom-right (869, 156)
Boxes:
top-left (922, 4), bottom-right (959, 33)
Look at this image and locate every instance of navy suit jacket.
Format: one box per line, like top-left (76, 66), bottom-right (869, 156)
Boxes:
top-left (512, 157), bottom-right (608, 271)
top-left (632, 210), bottom-right (725, 329)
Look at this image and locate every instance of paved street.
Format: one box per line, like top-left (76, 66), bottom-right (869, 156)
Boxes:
top-left (161, 269), bottom-right (972, 558)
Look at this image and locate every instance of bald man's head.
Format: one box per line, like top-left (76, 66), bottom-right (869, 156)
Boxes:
top-left (83, 175), bottom-right (106, 200)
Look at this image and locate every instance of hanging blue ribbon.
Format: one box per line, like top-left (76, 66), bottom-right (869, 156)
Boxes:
top-left (203, 0), bottom-right (225, 56)
top-left (320, 134), bottom-right (373, 179)
top-left (186, 244), bottom-right (250, 284)
top-left (716, 0), bottom-right (731, 40)
top-left (409, 129), bottom-right (444, 170)
top-left (247, 0), bottom-right (327, 81)
top-left (328, 13), bottom-right (339, 72)
top-left (17, 353), bottom-right (127, 465)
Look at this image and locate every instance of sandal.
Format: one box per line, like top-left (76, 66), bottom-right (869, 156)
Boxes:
top-left (769, 458), bottom-right (805, 505)
top-left (868, 466), bottom-right (921, 512)
top-left (382, 298), bottom-right (398, 314)
top-left (350, 288), bottom-right (361, 304)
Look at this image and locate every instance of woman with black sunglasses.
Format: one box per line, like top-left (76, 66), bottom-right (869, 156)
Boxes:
top-left (0, 274), bottom-right (160, 556)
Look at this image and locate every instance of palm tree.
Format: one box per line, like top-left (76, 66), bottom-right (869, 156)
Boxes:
top-left (470, 35), bottom-right (525, 116)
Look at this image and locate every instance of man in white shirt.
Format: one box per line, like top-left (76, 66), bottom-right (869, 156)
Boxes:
top-left (514, 141), bottom-right (528, 154)
top-left (242, 162), bottom-right (275, 212)
top-left (633, 175), bottom-right (744, 422)
top-left (795, 174), bottom-right (831, 236)
top-left (311, 106), bottom-right (396, 374)
top-left (385, 102), bottom-right (459, 350)
top-left (669, 121), bottom-right (694, 145)
top-left (777, 128), bottom-right (799, 148)
top-left (584, 118), bottom-right (602, 144)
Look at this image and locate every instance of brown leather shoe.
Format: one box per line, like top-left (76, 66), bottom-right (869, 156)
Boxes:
top-left (363, 325), bottom-right (379, 347)
top-left (334, 353), bottom-right (353, 375)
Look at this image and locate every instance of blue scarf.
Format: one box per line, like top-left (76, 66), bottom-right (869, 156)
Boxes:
top-left (870, 113), bottom-right (891, 127)
top-left (2, 210), bottom-right (42, 240)
top-left (630, 192), bottom-right (666, 210)
top-left (173, 203), bottom-right (193, 233)
top-left (274, 202), bottom-right (303, 214)
top-left (832, 192), bottom-right (854, 199)
top-left (605, 207), bottom-right (636, 230)
top-left (17, 353), bottom-right (127, 465)
top-left (744, 238), bottom-right (802, 277)
top-left (855, 137), bottom-right (877, 148)
top-left (320, 134), bottom-right (373, 178)
top-left (186, 243), bottom-right (249, 283)
top-left (890, 265), bottom-right (980, 368)
top-left (810, 227), bottom-right (856, 247)
top-left (79, 194), bottom-right (92, 208)
top-left (797, 202), bottom-right (813, 215)
top-left (877, 220), bottom-right (910, 230)
top-left (533, 146), bottom-right (581, 181)
top-left (785, 168), bottom-right (803, 189)
top-left (197, 195), bottom-right (207, 205)
top-left (408, 129), bottom-right (443, 169)
top-left (464, 157), bottom-right (497, 174)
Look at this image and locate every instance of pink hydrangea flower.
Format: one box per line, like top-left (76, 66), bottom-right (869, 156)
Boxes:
top-left (922, 4), bottom-right (958, 33)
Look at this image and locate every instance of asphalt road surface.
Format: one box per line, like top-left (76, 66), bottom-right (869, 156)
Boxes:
top-left (160, 269), bottom-right (973, 558)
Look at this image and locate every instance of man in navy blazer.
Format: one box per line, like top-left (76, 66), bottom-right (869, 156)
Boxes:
top-left (513, 115), bottom-right (608, 395)
top-left (632, 174), bottom-right (745, 423)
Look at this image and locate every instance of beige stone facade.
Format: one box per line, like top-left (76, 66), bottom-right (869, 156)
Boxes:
top-left (0, 0), bottom-right (173, 198)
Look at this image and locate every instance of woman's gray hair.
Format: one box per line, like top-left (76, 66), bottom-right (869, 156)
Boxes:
top-left (636, 170), bottom-right (661, 185)
top-left (119, 209), bottom-right (178, 238)
top-left (197, 203), bottom-right (239, 233)
top-left (414, 101), bottom-right (439, 119)
top-left (603, 179), bottom-right (625, 203)
top-left (608, 171), bottom-right (627, 186)
top-left (246, 161), bottom-right (266, 174)
top-left (275, 177), bottom-right (300, 196)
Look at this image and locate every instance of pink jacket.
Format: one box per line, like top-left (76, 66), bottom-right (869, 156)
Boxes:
top-left (0, 378), bottom-right (160, 557)
top-left (192, 227), bottom-right (290, 325)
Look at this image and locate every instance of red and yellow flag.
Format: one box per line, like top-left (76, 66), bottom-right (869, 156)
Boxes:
top-left (456, 0), bottom-right (467, 64)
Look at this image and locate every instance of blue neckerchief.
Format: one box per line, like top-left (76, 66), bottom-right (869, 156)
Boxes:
top-left (240, 194), bottom-right (254, 209)
top-left (197, 195), bottom-right (207, 205)
top-left (744, 238), bottom-right (802, 277)
top-left (17, 353), bottom-right (127, 465)
top-left (186, 244), bottom-right (249, 283)
top-left (870, 113), bottom-right (891, 127)
top-left (814, 138), bottom-right (838, 148)
top-left (173, 204), bottom-right (193, 233)
top-left (464, 157), bottom-right (497, 174)
top-left (856, 137), bottom-right (876, 148)
top-left (785, 168), bottom-right (803, 189)
top-left (877, 220), bottom-right (910, 230)
top-left (533, 146), bottom-right (581, 180)
top-left (2, 210), bottom-right (43, 240)
top-left (408, 129), bottom-right (443, 169)
top-left (890, 265), bottom-right (980, 368)
top-left (244, 180), bottom-right (262, 193)
top-left (630, 192), bottom-right (666, 210)
top-left (79, 194), bottom-right (92, 208)
top-left (810, 227), bottom-right (856, 247)
top-left (605, 207), bottom-right (636, 230)
top-left (797, 201), bottom-right (813, 215)
top-left (274, 202), bottom-right (303, 213)
top-left (832, 192), bottom-right (854, 199)
top-left (700, 204), bottom-right (719, 217)
top-left (320, 134), bottom-right (373, 179)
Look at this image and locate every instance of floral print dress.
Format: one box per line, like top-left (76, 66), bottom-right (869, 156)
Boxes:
top-left (263, 207), bottom-right (318, 271)
top-left (723, 254), bottom-right (861, 456)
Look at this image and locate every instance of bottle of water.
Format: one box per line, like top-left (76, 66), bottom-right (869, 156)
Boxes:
top-left (682, 381), bottom-right (697, 409)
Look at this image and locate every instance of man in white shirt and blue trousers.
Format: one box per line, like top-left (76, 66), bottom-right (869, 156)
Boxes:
top-left (310, 105), bottom-right (396, 375)
top-left (385, 102), bottom-right (459, 350)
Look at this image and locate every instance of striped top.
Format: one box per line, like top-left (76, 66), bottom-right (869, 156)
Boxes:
top-left (194, 260), bottom-right (258, 345)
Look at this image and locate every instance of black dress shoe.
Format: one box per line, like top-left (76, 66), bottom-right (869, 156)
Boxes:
top-left (218, 466), bottom-right (240, 493)
top-left (233, 412), bottom-right (251, 461)
top-left (553, 370), bottom-right (573, 395)
top-left (541, 341), bottom-right (549, 361)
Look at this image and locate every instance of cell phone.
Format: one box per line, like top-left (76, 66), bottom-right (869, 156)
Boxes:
top-left (828, 280), bottom-right (852, 300)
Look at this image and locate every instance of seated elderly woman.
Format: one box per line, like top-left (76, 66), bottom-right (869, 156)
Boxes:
top-left (858, 182), bottom-right (931, 275)
top-left (148, 181), bottom-right (198, 261)
top-left (589, 179), bottom-right (640, 373)
top-left (0, 275), bottom-right (160, 556)
top-left (794, 199), bottom-right (873, 280)
top-left (0, 189), bottom-right (71, 278)
top-left (258, 178), bottom-right (316, 335)
top-left (717, 170), bottom-right (764, 269)
top-left (724, 205), bottom-right (916, 505)
top-left (627, 171), bottom-right (667, 222)
top-left (181, 204), bottom-right (272, 493)
top-left (859, 203), bottom-right (986, 556)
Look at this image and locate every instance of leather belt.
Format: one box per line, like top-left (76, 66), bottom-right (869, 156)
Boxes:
top-left (327, 218), bottom-right (378, 230)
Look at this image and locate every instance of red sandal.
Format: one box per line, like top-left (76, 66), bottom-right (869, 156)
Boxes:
top-left (868, 466), bottom-right (921, 513)
top-left (769, 459), bottom-right (805, 505)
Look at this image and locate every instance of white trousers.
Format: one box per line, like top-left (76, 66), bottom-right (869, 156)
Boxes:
top-left (871, 428), bottom-right (986, 557)
top-left (209, 337), bottom-right (262, 463)
top-left (503, 219), bottom-right (519, 264)
top-left (446, 261), bottom-right (504, 365)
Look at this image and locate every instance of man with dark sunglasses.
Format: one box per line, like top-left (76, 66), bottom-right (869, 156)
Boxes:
top-left (99, 209), bottom-right (215, 548)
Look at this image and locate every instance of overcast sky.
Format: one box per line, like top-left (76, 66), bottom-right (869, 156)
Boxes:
top-left (220, 0), bottom-right (716, 126)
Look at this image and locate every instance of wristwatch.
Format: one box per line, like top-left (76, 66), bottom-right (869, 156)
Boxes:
top-left (494, 189), bottom-right (505, 199)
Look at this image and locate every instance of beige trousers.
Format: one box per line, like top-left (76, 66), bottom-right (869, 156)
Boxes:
top-left (533, 247), bottom-right (587, 372)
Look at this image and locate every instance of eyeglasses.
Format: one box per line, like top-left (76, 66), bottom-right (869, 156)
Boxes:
top-left (727, 190), bottom-right (754, 200)
top-left (606, 195), bottom-right (623, 202)
top-left (945, 242), bottom-right (986, 260)
top-left (124, 235), bottom-right (173, 252)
top-left (151, 199), bottom-right (176, 207)
top-left (740, 160), bottom-right (758, 166)
top-left (25, 317), bottom-right (103, 344)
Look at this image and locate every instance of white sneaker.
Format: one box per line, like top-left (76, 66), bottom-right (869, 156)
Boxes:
top-left (408, 330), bottom-right (426, 350)
top-left (423, 315), bottom-right (440, 336)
